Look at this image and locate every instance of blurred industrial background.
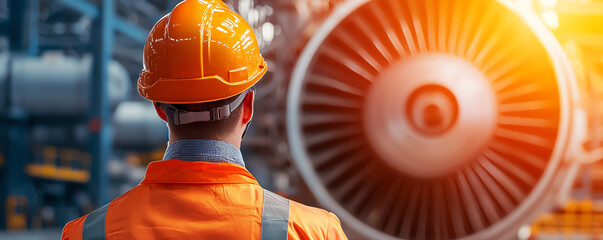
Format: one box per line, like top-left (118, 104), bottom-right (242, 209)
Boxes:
top-left (0, 0), bottom-right (602, 239)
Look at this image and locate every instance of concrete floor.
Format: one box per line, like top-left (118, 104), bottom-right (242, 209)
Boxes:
top-left (0, 229), bottom-right (62, 240)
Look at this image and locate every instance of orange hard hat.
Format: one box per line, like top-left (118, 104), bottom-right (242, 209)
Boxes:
top-left (138, 0), bottom-right (267, 104)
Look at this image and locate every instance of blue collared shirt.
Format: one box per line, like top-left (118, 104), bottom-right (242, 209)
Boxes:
top-left (162, 139), bottom-right (245, 167)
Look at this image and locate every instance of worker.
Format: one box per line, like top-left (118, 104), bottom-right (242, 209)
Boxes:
top-left (61, 0), bottom-right (348, 239)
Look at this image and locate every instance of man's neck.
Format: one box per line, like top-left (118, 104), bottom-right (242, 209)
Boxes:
top-left (169, 134), bottom-right (241, 149)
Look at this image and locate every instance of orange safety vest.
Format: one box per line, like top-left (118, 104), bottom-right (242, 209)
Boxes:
top-left (61, 160), bottom-right (348, 240)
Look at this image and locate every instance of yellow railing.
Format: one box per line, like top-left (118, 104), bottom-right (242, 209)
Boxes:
top-left (26, 146), bottom-right (91, 183)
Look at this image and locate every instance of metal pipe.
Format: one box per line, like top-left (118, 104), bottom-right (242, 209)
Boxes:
top-left (88, 0), bottom-right (114, 207)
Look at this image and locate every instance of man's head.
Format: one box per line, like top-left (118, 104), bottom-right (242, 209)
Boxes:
top-left (137, 0), bottom-right (266, 147)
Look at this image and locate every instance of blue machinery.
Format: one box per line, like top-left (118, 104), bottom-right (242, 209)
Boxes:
top-left (0, 0), bottom-right (172, 230)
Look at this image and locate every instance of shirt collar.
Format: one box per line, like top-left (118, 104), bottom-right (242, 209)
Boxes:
top-left (162, 139), bottom-right (245, 167)
top-left (141, 160), bottom-right (258, 185)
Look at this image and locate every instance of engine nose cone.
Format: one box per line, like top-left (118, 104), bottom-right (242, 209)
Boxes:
top-left (364, 54), bottom-right (497, 179)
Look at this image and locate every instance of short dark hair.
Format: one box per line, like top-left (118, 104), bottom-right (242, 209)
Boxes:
top-left (164, 94), bottom-right (244, 139)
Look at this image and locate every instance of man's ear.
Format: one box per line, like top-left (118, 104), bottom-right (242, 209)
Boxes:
top-left (153, 102), bottom-right (168, 122)
top-left (241, 91), bottom-right (255, 125)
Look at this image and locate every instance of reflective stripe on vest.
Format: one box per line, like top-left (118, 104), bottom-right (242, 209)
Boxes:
top-left (80, 191), bottom-right (290, 239)
top-left (261, 190), bottom-right (290, 240)
top-left (82, 203), bottom-right (109, 240)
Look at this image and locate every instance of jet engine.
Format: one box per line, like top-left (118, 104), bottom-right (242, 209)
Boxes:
top-left (285, 0), bottom-right (600, 239)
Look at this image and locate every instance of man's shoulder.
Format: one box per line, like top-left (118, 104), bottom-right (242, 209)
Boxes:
top-left (61, 186), bottom-right (139, 239)
top-left (289, 200), bottom-right (342, 229)
top-left (287, 200), bottom-right (347, 240)
top-left (61, 214), bottom-right (87, 240)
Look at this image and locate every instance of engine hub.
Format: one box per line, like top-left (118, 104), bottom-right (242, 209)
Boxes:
top-left (364, 54), bottom-right (497, 178)
top-left (406, 84), bottom-right (458, 136)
